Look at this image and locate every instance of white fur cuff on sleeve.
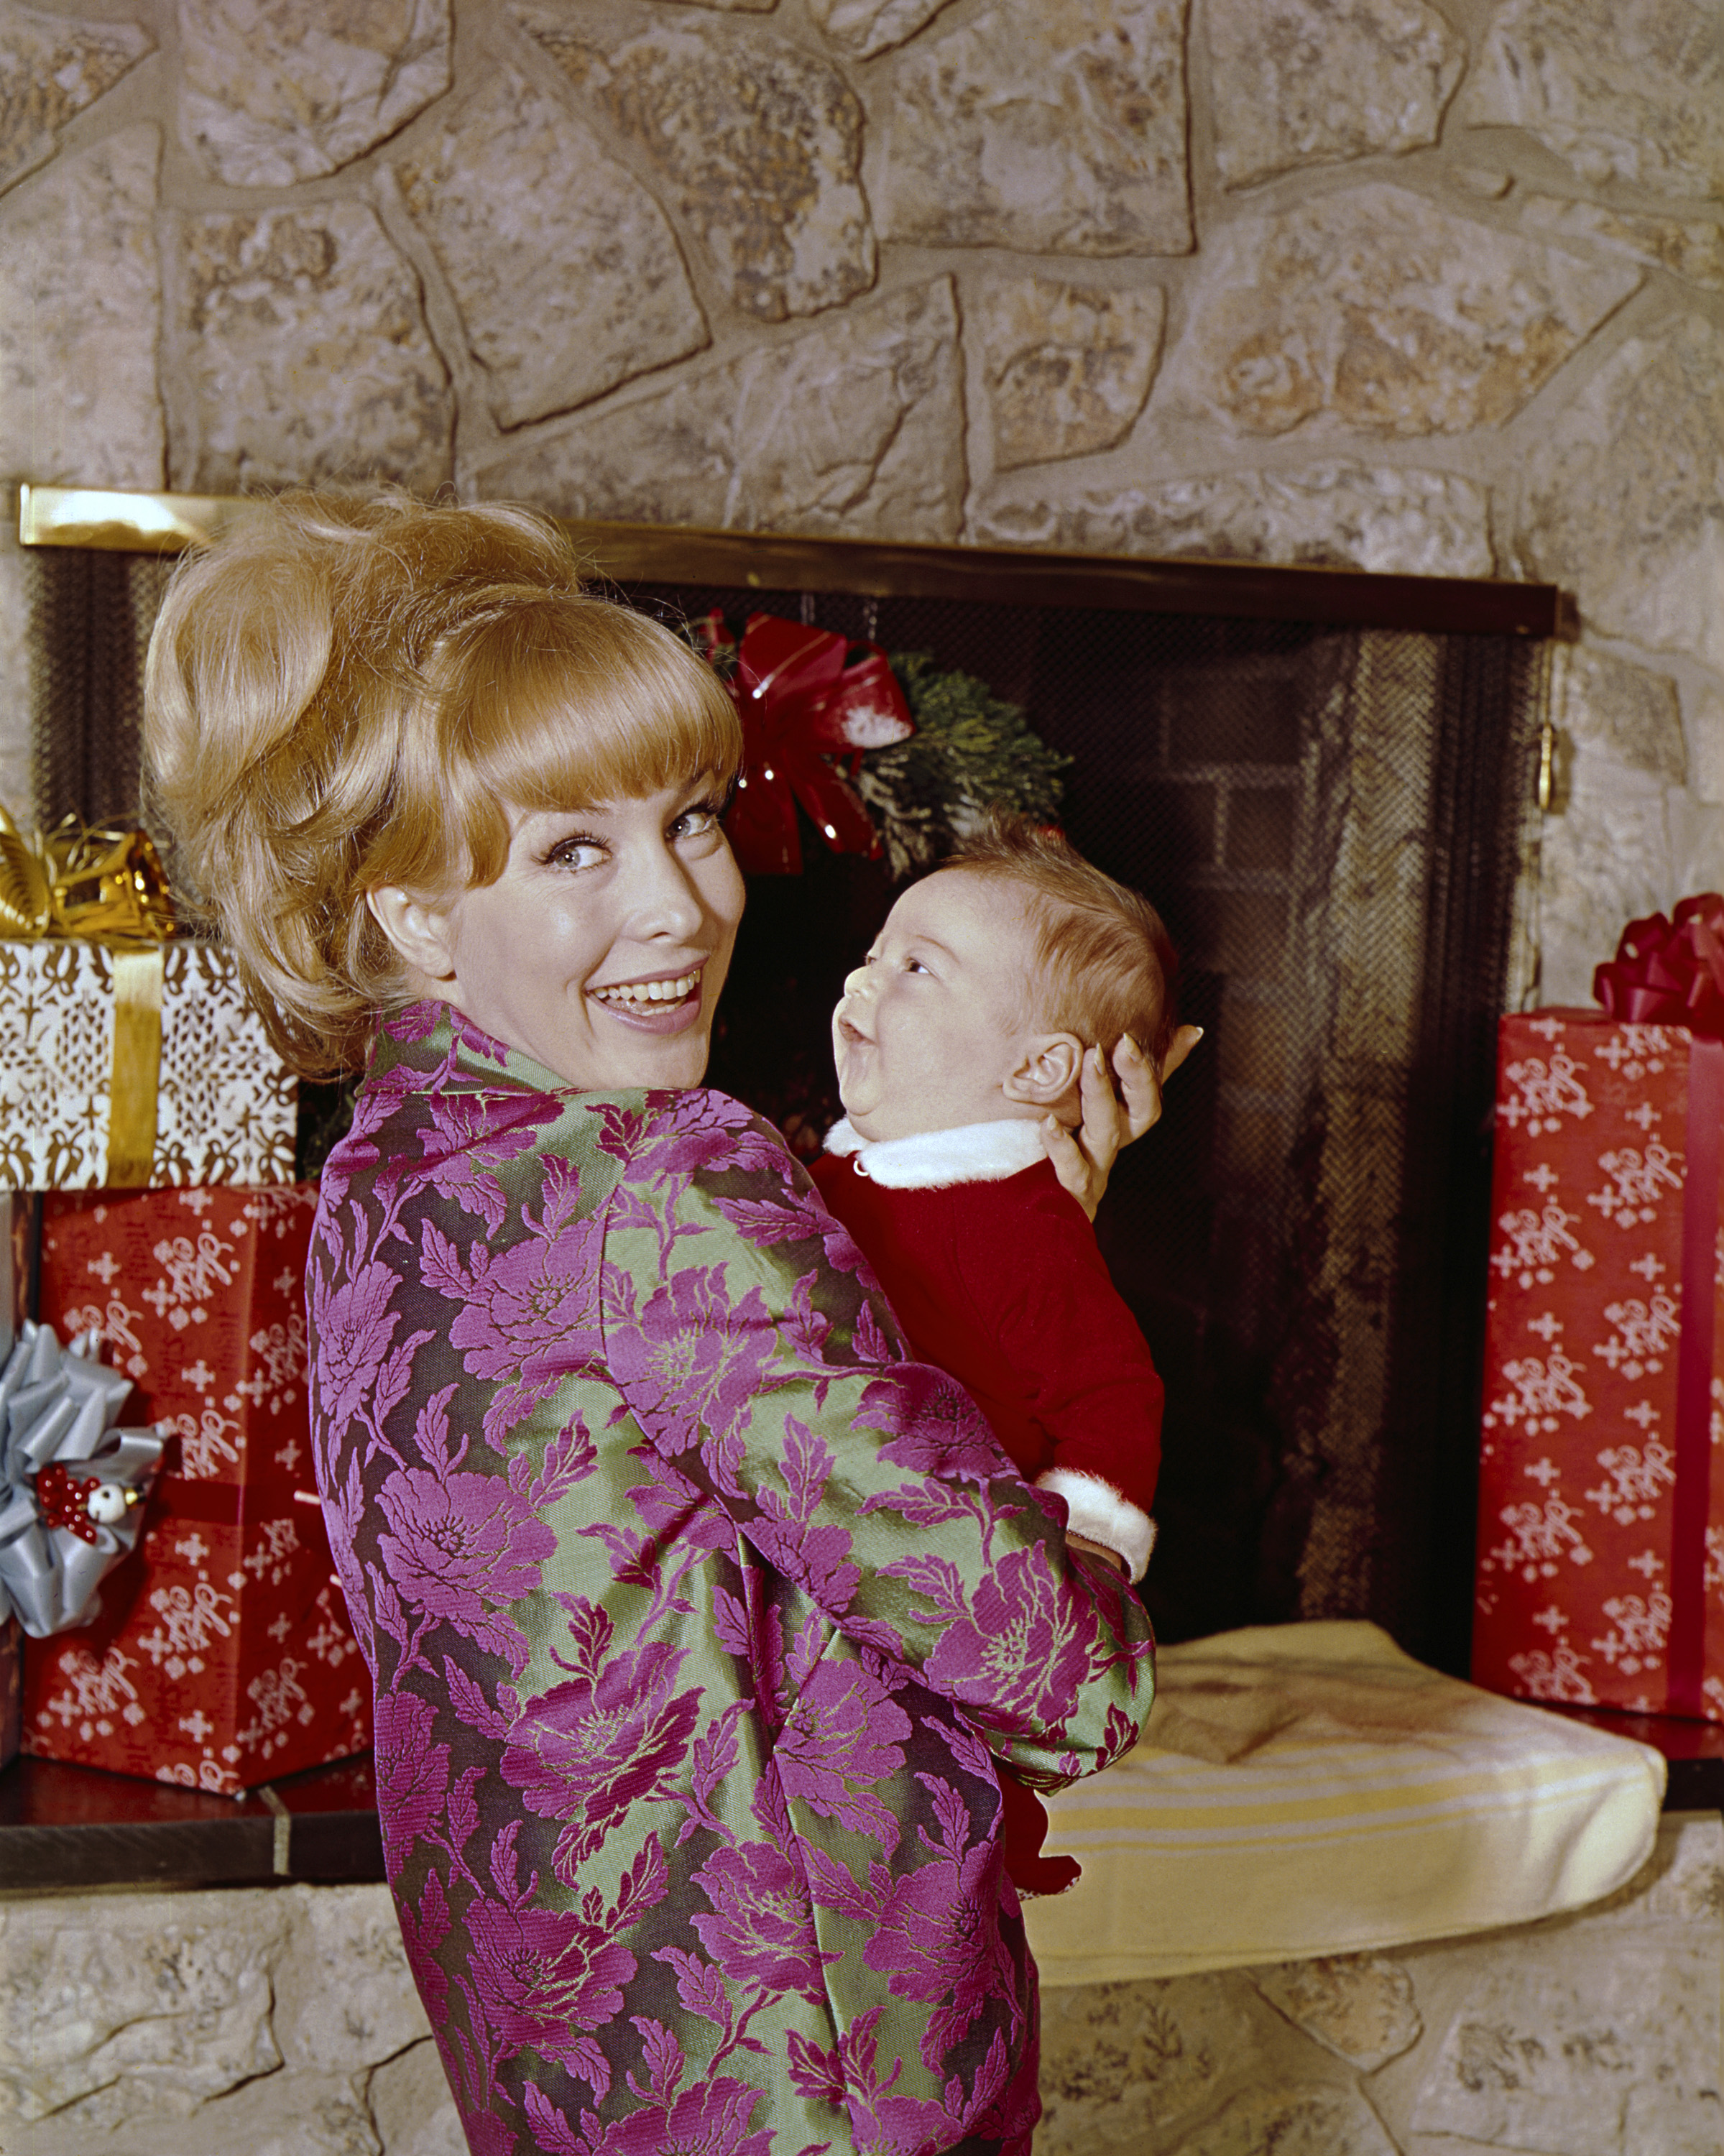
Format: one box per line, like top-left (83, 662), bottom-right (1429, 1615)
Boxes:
top-left (1036, 1467), bottom-right (1157, 1585)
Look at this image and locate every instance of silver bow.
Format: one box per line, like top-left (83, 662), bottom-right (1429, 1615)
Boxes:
top-left (0, 1322), bottom-right (164, 1637)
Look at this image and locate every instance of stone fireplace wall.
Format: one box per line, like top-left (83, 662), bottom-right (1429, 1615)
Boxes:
top-left (1, 0), bottom-right (1721, 1000)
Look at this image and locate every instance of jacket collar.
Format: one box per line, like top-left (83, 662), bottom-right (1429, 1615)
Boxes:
top-left (824, 1116), bottom-right (1048, 1190)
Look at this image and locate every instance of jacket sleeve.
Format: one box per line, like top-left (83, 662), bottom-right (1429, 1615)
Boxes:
top-left (599, 1100), bottom-right (1154, 1791)
top-left (974, 1187), bottom-right (1163, 1584)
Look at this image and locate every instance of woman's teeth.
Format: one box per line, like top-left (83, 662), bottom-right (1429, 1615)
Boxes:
top-left (591, 969), bottom-right (700, 1008)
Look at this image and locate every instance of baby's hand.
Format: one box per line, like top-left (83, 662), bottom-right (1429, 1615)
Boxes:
top-left (1066, 1531), bottom-right (1129, 1577)
top-left (1043, 1025), bottom-right (1203, 1220)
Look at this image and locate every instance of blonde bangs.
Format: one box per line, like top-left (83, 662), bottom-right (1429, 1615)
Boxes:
top-left (435, 600), bottom-right (742, 885)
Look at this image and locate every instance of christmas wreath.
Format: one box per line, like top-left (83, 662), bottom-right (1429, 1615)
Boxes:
top-left (691, 610), bottom-right (1069, 880)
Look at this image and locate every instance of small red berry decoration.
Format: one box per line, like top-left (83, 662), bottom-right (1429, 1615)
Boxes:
top-left (34, 1461), bottom-right (101, 1543)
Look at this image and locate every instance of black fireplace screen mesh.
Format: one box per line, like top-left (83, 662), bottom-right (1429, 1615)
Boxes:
top-left (29, 550), bottom-right (1545, 1673)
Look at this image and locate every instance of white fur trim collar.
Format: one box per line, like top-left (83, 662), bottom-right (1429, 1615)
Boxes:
top-left (824, 1116), bottom-right (1048, 1190)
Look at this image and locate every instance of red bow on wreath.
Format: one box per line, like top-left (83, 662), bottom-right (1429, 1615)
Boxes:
top-left (704, 612), bottom-right (915, 876)
top-left (1594, 894), bottom-right (1724, 1036)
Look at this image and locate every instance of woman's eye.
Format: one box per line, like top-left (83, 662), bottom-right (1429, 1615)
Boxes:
top-left (546, 838), bottom-right (607, 870)
top-left (905, 956), bottom-right (931, 975)
top-left (672, 803), bottom-right (722, 840)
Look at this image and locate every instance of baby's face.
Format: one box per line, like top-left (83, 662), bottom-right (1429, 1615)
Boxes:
top-left (832, 871), bottom-right (1042, 1141)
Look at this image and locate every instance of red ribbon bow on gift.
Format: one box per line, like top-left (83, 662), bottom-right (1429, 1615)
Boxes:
top-left (709, 613), bottom-right (915, 876)
top-left (1593, 894), bottom-right (1724, 1036)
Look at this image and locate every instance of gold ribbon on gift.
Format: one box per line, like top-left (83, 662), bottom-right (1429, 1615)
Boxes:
top-left (0, 807), bottom-right (178, 1187)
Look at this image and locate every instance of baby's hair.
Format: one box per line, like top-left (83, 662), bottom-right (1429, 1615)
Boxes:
top-left (144, 489), bottom-right (741, 1078)
top-left (942, 811), bottom-right (1179, 1072)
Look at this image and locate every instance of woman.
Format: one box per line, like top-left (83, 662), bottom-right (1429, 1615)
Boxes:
top-left (145, 493), bottom-right (1163, 2156)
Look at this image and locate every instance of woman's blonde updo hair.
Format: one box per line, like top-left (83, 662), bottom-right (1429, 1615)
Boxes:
top-left (144, 491), bottom-right (742, 1078)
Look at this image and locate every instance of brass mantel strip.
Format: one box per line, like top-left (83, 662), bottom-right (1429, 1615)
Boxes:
top-left (18, 484), bottom-right (1567, 639)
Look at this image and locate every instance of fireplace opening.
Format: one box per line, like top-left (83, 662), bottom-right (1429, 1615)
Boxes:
top-left (24, 510), bottom-right (1552, 1676)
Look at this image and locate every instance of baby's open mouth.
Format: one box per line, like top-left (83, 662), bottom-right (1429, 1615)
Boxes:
top-left (590, 967), bottom-right (703, 1010)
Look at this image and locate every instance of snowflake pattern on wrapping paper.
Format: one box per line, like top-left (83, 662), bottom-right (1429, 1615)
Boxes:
top-left (1592, 1294), bottom-right (1680, 1380)
top-left (1506, 1641), bottom-right (1597, 1703)
top-left (305, 1004), bottom-right (1156, 2156)
top-left (1483, 1349), bottom-right (1592, 1434)
top-left (1591, 1026), bottom-right (1677, 1082)
top-left (1585, 1443), bottom-right (1677, 1526)
top-left (1490, 1200), bottom-right (1592, 1290)
top-left (1499, 1050), bottom-right (1592, 1135)
top-left (1487, 1496), bottom-right (1595, 1582)
top-left (1586, 1143), bottom-right (1683, 1228)
top-left (1592, 1588), bottom-right (1673, 1675)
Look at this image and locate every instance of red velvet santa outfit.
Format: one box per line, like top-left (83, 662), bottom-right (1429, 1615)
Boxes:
top-left (811, 1112), bottom-right (1162, 1896)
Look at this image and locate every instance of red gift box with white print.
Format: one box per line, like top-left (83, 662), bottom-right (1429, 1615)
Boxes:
top-left (20, 1184), bottom-right (372, 1792)
top-left (1473, 1008), bottom-right (1724, 1720)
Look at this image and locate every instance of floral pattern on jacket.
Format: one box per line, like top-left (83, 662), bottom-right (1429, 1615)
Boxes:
top-left (307, 1005), bottom-right (1154, 2156)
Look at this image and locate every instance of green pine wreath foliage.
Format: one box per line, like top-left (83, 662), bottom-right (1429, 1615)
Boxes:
top-left (854, 651), bottom-right (1070, 879)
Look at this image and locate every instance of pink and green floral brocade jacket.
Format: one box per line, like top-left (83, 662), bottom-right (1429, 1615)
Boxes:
top-left (307, 1005), bottom-right (1154, 2156)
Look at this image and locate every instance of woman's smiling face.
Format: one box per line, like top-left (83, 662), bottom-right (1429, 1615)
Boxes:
top-left (405, 775), bottom-right (745, 1092)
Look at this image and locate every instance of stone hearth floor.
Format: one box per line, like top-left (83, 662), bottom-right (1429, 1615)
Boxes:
top-left (1, 1813), bottom-right (1717, 2154)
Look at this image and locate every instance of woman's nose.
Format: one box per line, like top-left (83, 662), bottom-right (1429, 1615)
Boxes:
top-left (842, 963), bottom-right (871, 1000)
top-left (634, 843), bottom-right (706, 939)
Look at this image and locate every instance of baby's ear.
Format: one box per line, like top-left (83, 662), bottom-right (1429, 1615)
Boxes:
top-left (1003, 1033), bottom-right (1084, 1109)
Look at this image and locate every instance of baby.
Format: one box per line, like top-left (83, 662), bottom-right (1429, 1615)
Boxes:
top-left (811, 813), bottom-right (1175, 1895)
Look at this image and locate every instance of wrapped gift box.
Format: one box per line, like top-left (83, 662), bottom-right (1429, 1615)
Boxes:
top-left (1473, 1009), bottom-right (1724, 1720)
top-left (20, 1184), bottom-right (371, 1792)
top-left (0, 939), bottom-right (296, 1189)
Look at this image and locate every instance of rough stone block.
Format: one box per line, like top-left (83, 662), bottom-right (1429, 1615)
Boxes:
top-left (1250, 1953), bottom-right (1421, 2070)
top-left (1408, 1924), bottom-right (1723, 2152)
top-left (170, 201), bottom-right (453, 493)
top-left (1516, 318), bottom-right (1724, 679)
top-left (807, 0), bottom-right (951, 58)
top-left (1535, 755), bottom-right (1706, 1006)
top-left (876, 0), bottom-right (1192, 256)
top-left (1172, 2080), bottom-right (1401, 2154)
top-left (1036, 1970), bottom-right (1313, 2151)
top-left (972, 465), bottom-right (1495, 579)
top-left (517, 5), bottom-right (873, 322)
top-left (392, 67), bottom-right (706, 428)
top-left (1207, 0), bottom-right (1463, 190)
top-left (273, 1884), bottom-right (431, 2075)
top-left (1556, 646), bottom-right (1687, 788)
top-left (1521, 193), bottom-right (1724, 291)
top-left (0, 124), bottom-right (162, 489)
top-left (0, 0), bottom-right (153, 195)
top-left (1682, 678), bottom-right (1724, 807)
top-left (1154, 180), bottom-right (1640, 437)
top-left (178, 0), bottom-right (452, 188)
top-left (0, 1886), bottom-right (287, 2128)
top-left (469, 275), bottom-right (965, 541)
top-left (1460, 0), bottom-right (1724, 198)
top-left (367, 2039), bottom-right (466, 2156)
top-left (977, 275), bottom-right (1163, 470)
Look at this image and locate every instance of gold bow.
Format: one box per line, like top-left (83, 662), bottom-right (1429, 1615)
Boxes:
top-left (0, 808), bottom-right (176, 944)
top-left (0, 808), bottom-right (178, 1186)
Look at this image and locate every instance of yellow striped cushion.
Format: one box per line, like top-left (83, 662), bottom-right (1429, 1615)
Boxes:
top-left (1026, 1620), bottom-right (1665, 1986)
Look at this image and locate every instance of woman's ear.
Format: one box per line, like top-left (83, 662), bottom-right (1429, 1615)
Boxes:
top-left (1003, 1033), bottom-right (1084, 1110)
top-left (366, 885), bottom-right (459, 983)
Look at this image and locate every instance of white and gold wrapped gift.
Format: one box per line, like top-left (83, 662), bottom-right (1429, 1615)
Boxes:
top-left (0, 809), bottom-right (295, 1189)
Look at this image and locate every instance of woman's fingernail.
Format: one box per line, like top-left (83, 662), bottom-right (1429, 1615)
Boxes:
top-left (1122, 1035), bottom-right (1141, 1059)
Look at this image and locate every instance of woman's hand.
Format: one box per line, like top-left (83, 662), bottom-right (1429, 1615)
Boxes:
top-left (1043, 1024), bottom-right (1203, 1221)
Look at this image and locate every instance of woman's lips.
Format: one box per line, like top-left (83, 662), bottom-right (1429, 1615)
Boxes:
top-left (587, 968), bottom-right (707, 1036)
